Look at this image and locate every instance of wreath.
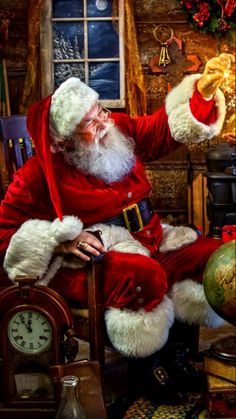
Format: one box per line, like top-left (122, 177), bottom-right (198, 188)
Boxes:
top-left (178, 0), bottom-right (236, 35)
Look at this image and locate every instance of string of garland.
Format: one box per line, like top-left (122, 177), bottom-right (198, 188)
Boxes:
top-left (178, 0), bottom-right (236, 35)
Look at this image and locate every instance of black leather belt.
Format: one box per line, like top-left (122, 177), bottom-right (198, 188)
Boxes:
top-left (103, 199), bottom-right (153, 233)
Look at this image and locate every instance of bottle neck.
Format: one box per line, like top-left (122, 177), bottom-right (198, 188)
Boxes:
top-left (61, 384), bottom-right (78, 402)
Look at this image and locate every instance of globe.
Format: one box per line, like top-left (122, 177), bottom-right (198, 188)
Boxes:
top-left (203, 239), bottom-right (236, 326)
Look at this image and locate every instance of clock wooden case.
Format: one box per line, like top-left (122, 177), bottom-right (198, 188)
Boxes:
top-left (0, 276), bottom-right (77, 410)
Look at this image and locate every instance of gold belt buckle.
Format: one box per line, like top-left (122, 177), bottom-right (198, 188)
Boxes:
top-left (122, 203), bottom-right (144, 232)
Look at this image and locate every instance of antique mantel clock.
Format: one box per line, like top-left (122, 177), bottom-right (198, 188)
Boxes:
top-left (0, 276), bottom-right (77, 412)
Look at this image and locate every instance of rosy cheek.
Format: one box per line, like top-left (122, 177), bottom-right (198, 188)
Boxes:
top-left (80, 131), bottom-right (96, 144)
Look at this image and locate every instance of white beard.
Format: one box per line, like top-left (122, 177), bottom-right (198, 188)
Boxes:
top-left (63, 124), bottom-right (136, 183)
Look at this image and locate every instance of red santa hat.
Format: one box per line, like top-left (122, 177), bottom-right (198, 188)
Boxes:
top-left (27, 78), bottom-right (99, 220)
top-left (50, 77), bottom-right (99, 140)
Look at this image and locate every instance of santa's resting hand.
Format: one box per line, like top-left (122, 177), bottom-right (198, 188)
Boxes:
top-left (55, 230), bottom-right (106, 262)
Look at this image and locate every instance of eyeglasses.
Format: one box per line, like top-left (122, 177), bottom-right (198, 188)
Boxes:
top-left (80, 106), bottom-right (111, 130)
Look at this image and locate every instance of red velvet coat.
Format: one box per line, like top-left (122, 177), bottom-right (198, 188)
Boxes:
top-left (0, 88), bottom-right (218, 262)
top-left (0, 87), bottom-right (221, 299)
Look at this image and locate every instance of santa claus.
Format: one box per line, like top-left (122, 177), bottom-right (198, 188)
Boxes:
top-left (0, 53), bottom-right (234, 401)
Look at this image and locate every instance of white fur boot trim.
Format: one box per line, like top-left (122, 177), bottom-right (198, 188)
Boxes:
top-left (4, 215), bottom-right (83, 284)
top-left (169, 279), bottom-right (224, 328)
top-left (105, 296), bottom-right (174, 358)
top-left (165, 74), bottom-right (226, 144)
top-left (159, 225), bottom-right (197, 252)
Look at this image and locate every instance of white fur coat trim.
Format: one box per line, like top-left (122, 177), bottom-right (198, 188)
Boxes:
top-left (89, 223), bottom-right (197, 255)
top-left (168, 279), bottom-right (224, 328)
top-left (86, 223), bottom-right (150, 256)
top-left (159, 225), bottom-right (197, 252)
top-left (165, 74), bottom-right (226, 144)
top-left (4, 216), bottom-right (83, 283)
top-left (4, 219), bottom-right (149, 286)
top-left (105, 296), bottom-right (174, 358)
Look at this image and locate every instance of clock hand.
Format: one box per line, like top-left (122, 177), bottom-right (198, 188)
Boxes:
top-left (21, 317), bottom-right (32, 333)
top-left (27, 318), bottom-right (33, 333)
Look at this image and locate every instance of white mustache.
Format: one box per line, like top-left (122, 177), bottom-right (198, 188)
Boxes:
top-left (94, 121), bottom-right (114, 144)
top-left (95, 128), bottom-right (108, 143)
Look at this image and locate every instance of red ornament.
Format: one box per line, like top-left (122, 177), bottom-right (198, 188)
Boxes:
top-left (224, 0), bottom-right (236, 16)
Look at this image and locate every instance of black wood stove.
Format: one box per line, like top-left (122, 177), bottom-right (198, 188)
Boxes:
top-left (204, 142), bottom-right (236, 239)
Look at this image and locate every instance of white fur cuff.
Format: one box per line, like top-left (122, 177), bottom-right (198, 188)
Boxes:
top-left (105, 296), bottom-right (174, 358)
top-left (4, 216), bottom-right (83, 283)
top-left (168, 279), bottom-right (224, 328)
top-left (165, 74), bottom-right (226, 144)
top-left (159, 225), bottom-right (197, 253)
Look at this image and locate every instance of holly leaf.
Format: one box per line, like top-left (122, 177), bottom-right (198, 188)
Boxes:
top-left (209, 15), bottom-right (219, 32)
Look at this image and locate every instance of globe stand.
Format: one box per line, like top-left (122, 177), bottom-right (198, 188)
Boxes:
top-left (209, 335), bottom-right (236, 365)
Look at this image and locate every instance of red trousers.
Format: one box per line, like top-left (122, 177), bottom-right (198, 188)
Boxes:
top-left (49, 236), bottom-right (221, 312)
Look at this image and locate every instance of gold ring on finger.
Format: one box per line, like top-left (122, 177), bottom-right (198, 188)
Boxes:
top-left (78, 241), bottom-right (86, 250)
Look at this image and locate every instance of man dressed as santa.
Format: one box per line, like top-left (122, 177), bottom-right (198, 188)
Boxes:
top-left (0, 53), bottom-right (234, 401)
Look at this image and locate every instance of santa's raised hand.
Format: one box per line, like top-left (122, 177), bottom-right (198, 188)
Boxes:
top-left (197, 53), bottom-right (235, 99)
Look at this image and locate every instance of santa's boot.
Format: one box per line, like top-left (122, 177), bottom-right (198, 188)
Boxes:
top-left (162, 320), bottom-right (206, 393)
top-left (168, 318), bottom-right (200, 357)
top-left (127, 351), bottom-right (187, 404)
top-left (127, 321), bottom-right (206, 402)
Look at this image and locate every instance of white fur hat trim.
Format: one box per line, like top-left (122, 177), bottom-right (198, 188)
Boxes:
top-left (50, 77), bottom-right (99, 139)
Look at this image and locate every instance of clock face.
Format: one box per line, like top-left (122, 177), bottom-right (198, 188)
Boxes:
top-left (7, 310), bottom-right (52, 354)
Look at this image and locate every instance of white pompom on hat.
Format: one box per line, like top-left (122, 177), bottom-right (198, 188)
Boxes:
top-left (50, 77), bottom-right (99, 140)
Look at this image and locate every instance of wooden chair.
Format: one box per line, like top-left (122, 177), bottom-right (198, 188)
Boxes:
top-left (0, 115), bottom-right (33, 197)
top-left (0, 115), bottom-right (107, 365)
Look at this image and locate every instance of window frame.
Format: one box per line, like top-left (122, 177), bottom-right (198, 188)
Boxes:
top-left (40, 0), bottom-right (125, 108)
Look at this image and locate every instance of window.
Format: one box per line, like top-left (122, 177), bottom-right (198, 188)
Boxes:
top-left (41, 0), bottom-right (125, 107)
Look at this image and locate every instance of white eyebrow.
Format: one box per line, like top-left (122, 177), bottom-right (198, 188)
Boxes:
top-left (84, 105), bottom-right (102, 121)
